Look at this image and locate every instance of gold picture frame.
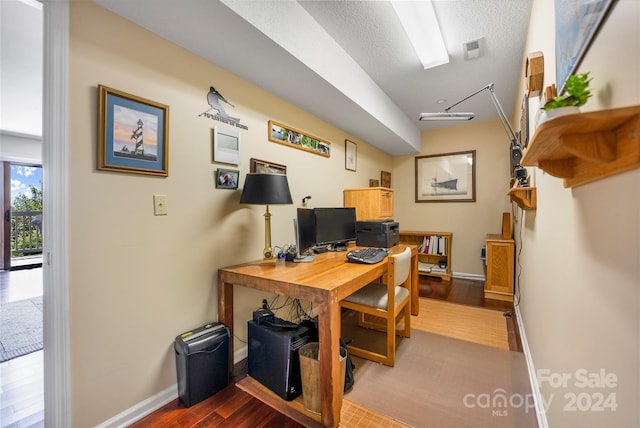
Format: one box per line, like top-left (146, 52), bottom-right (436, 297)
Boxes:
top-left (97, 85), bottom-right (169, 177)
top-left (268, 120), bottom-right (330, 157)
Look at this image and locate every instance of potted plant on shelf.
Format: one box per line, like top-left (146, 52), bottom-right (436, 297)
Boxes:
top-left (538, 72), bottom-right (592, 123)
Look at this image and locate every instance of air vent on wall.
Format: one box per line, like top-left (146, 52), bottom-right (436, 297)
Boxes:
top-left (463, 38), bottom-right (483, 60)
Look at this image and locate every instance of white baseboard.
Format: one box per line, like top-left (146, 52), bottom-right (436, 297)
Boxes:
top-left (95, 385), bottom-right (177, 428)
top-left (95, 345), bottom-right (250, 428)
top-left (452, 272), bottom-right (485, 282)
top-left (514, 304), bottom-right (548, 428)
top-left (235, 345), bottom-right (248, 364)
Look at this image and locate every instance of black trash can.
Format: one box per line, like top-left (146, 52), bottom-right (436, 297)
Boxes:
top-left (174, 322), bottom-right (230, 407)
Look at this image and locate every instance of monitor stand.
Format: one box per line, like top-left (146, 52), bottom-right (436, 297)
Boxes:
top-left (330, 243), bottom-right (348, 252)
top-left (293, 254), bottom-right (315, 263)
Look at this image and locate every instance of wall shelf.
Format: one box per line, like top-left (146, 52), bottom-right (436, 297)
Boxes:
top-left (508, 183), bottom-right (537, 210)
top-left (521, 105), bottom-right (640, 188)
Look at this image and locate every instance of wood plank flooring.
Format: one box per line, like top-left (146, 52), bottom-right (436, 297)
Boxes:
top-left (0, 270), bottom-right (520, 428)
top-left (0, 268), bottom-right (44, 428)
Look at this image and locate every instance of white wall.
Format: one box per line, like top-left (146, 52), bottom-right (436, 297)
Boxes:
top-left (0, 131), bottom-right (42, 164)
top-left (516, 1), bottom-right (640, 426)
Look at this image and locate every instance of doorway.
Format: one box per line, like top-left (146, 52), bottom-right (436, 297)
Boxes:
top-left (1, 162), bottom-right (43, 271)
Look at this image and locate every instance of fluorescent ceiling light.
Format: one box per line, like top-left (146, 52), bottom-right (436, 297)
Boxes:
top-left (392, 1), bottom-right (449, 70)
top-left (419, 112), bottom-right (475, 121)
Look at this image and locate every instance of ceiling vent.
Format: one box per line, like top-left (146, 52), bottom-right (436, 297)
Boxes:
top-left (463, 38), bottom-right (483, 60)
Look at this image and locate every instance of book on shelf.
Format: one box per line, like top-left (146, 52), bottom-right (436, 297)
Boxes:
top-left (418, 262), bottom-right (435, 273)
top-left (418, 235), bottom-right (447, 255)
top-left (418, 262), bottom-right (447, 274)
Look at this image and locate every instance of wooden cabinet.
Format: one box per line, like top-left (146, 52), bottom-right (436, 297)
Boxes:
top-left (484, 234), bottom-right (514, 302)
top-left (399, 231), bottom-right (452, 283)
top-left (343, 187), bottom-right (393, 221)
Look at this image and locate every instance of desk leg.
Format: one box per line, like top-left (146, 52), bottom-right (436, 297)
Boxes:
top-left (218, 273), bottom-right (234, 376)
top-left (410, 251), bottom-right (419, 315)
top-left (317, 294), bottom-right (342, 428)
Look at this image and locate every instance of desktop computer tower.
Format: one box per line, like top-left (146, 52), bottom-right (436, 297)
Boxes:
top-left (247, 319), bottom-right (309, 401)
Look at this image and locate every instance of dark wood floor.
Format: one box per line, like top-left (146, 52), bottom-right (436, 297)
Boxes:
top-left (0, 270), bottom-right (519, 427)
top-left (132, 275), bottom-right (520, 427)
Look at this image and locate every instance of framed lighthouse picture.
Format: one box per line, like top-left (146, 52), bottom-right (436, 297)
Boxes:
top-left (98, 85), bottom-right (169, 177)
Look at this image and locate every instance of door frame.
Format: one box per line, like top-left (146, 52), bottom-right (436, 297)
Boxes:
top-left (43, 0), bottom-right (71, 425)
top-left (1, 162), bottom-right (9, 270)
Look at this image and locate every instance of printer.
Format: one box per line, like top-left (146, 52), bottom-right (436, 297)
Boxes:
top-left (356, 220), bottom-right (399, 248)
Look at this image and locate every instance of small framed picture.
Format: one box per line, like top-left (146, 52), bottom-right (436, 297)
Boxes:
top-left (215, 168), bottom-right (239, 189)
top-left (249, 158), bottom-right (287, 175)
top-left (345, 140), bottom-right (357, 171)
top-left (381, 170), bottom-right (391, 188)
top-left (369, 179), bottom-right (380, 187)
top-left (213, 126), bottom-right (240, 165)
top-left (97, 85), bottom-right (169, 177)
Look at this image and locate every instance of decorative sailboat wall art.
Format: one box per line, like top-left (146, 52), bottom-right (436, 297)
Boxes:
top-left (415, 151), bottom-right (476, 203)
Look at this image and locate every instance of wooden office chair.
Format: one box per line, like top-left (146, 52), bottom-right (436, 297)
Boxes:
top-left (340, 246), bottom-right (411, 366)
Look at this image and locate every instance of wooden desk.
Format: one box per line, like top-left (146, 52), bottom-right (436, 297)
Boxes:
top-left (218, 244), bottom-right (417, 427)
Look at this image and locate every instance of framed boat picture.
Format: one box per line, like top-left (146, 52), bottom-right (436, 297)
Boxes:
top-left (415, 151), bottom-right (476, 203)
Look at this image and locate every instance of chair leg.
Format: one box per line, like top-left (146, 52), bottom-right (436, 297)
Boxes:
top-left (386, 309), bottom-right (395, 366)
top-left (399, 306), bottom-right (411, 338)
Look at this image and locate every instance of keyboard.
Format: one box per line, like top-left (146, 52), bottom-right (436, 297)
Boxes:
top-left (346, 247), bottom-right (391, 264)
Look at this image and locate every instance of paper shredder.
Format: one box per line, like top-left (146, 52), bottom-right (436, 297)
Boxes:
top-left (174, 322), bottom-right (230, 407)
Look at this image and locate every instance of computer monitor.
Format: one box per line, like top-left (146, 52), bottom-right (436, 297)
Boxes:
top-left (293, 208), bottom-right (315, 262)
top-left (314, 207), bottom-right (357, 251)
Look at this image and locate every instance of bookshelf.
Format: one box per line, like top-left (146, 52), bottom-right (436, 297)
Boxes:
top-left (399, 231), bottom-right (452, 282)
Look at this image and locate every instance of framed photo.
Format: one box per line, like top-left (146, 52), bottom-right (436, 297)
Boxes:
top-left (213, 126), bottom-right (240, 165)
top-left (345, 139), bottom-right (357, 171)
top-left (555, 0), bottom-right (613, 94)
top-left (249, 158), bottom-right (287, 175)
top-left (268, 120), bottom-right (330, 157)
top-left (97, 85), bottom-right (169, 177)
top-left (369, 179), bottom-right (380, 187)
top-left (215, 168), bottom-right (239, 189)
top-left (415, 151), bottom-right (476, 203)
top-left (381, 171), bottom-right (391, 188)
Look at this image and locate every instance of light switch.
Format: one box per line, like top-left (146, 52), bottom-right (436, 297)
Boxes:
top-left (153, 194), bottom-right (168, 216)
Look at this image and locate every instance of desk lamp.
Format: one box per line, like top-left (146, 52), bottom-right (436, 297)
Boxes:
top-left (419, 83), bottom-right (529, 187)
top-left (240, 173), bottom-right (293, 264)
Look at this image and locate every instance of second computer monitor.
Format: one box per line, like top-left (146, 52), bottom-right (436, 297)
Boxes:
top-left (293, 208), bottom-right (316, 262)
top-left (314, 207), bottom-right (357, 251)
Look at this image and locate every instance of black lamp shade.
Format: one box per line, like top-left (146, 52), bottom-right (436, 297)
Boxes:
top-left (240, 173), bottom-right (293, 205)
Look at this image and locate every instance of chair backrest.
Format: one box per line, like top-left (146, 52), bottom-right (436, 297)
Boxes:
top-left (390, 247), bottom-right (412, 287)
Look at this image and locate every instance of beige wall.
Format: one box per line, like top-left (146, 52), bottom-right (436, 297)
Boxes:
top-left (515, 1), bottom-right (639, 426)
top-left (394, 119), bottom-right (512, 276)
top-left (69, 2), bottom-right (392, 425)
top-left (67, 0), bottom-right (639, 426)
